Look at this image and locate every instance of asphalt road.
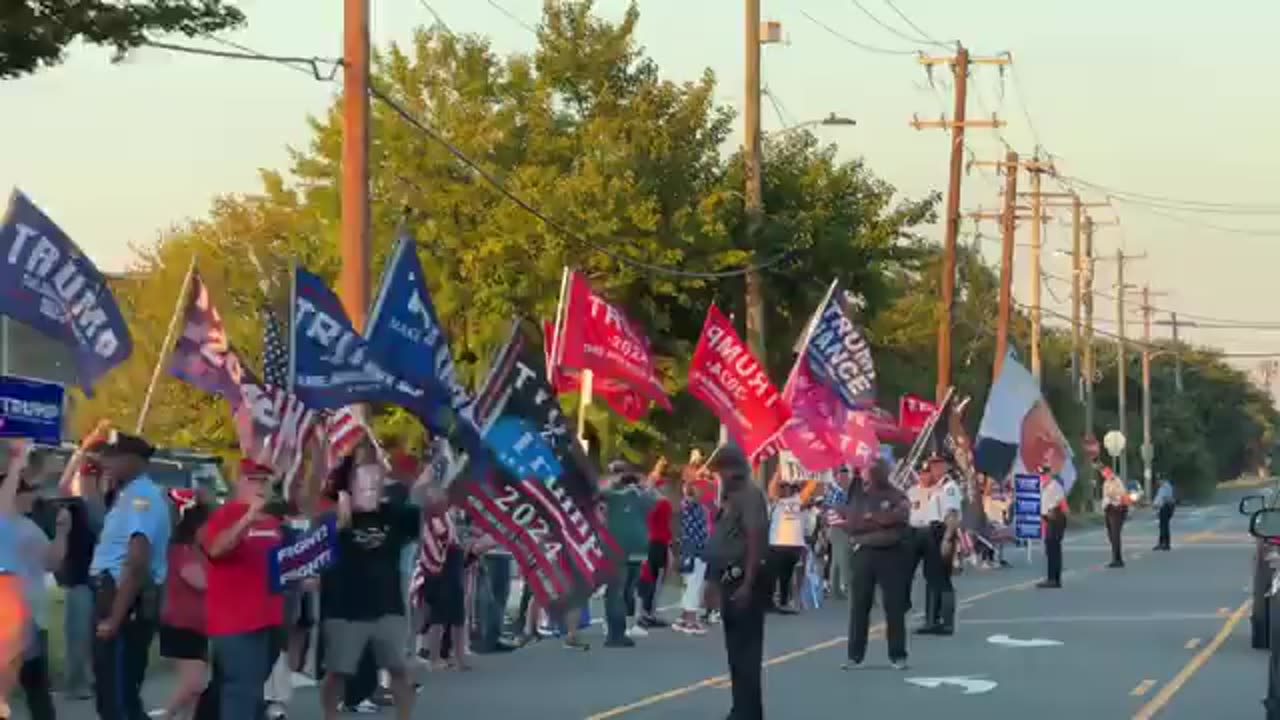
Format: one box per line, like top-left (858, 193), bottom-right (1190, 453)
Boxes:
top-left (30, 495), bottom-right (1264, 720)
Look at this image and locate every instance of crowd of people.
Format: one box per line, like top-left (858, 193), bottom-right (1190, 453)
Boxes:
top-left (0, 417), bottom-right (1173, 720)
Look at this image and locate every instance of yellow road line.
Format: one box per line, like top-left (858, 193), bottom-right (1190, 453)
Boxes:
top-left (583, 577), bottom-right (1040, 720)
top-left (1184, 637), bottom-right (1201, 650)
top-left (1217, 607), bottom-right (1229, 616)
top-left (1130, 679), bottom-right (1157, 697)
top-left (1132, 599), bottom-right (1250, 720)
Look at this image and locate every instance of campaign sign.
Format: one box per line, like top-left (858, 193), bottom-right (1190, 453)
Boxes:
top-left (268, 514), bottom-right (338, 592)
top-left (1013, 473), bottom-right (1042, 540)
top-left (0, 375), bottom-right (64, 445)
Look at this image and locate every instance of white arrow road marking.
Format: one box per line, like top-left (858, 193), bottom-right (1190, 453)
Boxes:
top-left (906, 676), bottom-right (998, 695)
top-left (987, 633), bottom-right (1064, 647)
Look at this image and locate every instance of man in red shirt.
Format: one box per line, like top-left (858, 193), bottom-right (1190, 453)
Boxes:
top-left (200, 460), bottom-right (285, 720)
top-left (637, 459), bottom-right (674, 629)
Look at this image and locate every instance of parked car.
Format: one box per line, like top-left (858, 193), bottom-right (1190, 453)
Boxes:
top-left (1246, 507), bottom-right (1280, 718)
top-left (1244, 490), bottom-right (1279, 649)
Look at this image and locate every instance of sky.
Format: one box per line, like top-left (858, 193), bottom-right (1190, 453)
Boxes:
top-left (3, 0), bottom-right (1279, 392)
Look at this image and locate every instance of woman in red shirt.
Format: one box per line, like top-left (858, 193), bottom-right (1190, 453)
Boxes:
top-left (637, 459), bottom-right (674, 629)
top-left (200, 460), bottom-right (285, 720)
top-left (156, 489), bottom-right (211, 720)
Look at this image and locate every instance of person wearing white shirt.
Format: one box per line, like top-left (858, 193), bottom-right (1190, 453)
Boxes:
top-left (1100, 466), bottom-right (1128, 568)
top-left (905, 459), bottom-right (938, 620)
top-left (767, 480), bottom-right (808, 613)
top-left (1037, 468), bottom-right (1068, 589)
top-left (917, 456), bottom-right (963, 635)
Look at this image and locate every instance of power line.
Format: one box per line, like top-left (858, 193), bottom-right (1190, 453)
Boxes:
top-left (882, 0), bottom-right (952, 47)
top-left (798, 10), bottom-right (920, 56)
top-left (142, 40), bottom-right (341, 80)
top-left (1056, 174), bottom-right (1280, 213)
top-left (415, 0), bottom-right (454, 34)
top-left (1007, 61), bottom-right (1043, 154)
top-left (484, 0), bottom-right (538, 35)
top-left (848, 0), bottom-right (944, 47)
top-left (147, 38), bottom-right (803, 280)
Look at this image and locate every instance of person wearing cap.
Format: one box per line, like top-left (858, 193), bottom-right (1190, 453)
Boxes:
top-left (600, 460), bottom-right (656, 647)
top-left (1037, 466), bottom-right (1069, 589)
top-left (824, 466), bottom-right (855, 600)
top-left (916, 455), bottom-right (962, 636)
top-left (703, 447), bottom-right (769, 720)
top-left (904, 456), bottom-right (939, 617)
top-left (88, 430), bottom-right (171, 720)
top-left (839, 459), bottom-right (912, 671)
top-left (1100, 465), bottom-right (1128, 568)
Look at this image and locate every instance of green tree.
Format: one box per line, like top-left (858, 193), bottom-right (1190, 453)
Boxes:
top-left (1, 1), bottom-right (245, 79)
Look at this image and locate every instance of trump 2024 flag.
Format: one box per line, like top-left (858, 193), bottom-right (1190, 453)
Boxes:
top-left (974, 351), bottom-right (1077, 493)
top-left (0, 190), bottom-right (132, 392)
top-left (687, 305), bottom-right (789, 466)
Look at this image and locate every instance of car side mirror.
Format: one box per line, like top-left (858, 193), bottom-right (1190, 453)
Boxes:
top-left (1249, 508), bottom-right (1280, 540)
top-left (1241, 495), bottom-right (1266, 516)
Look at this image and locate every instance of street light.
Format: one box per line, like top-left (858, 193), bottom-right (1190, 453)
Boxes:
top-left (777, 113), bottom-right (858, 133)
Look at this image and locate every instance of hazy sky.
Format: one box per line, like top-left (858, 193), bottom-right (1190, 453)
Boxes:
top-left (3, 0), bottom-right (1278, 385)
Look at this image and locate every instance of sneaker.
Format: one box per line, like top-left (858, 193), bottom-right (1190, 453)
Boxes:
top-left (890, 659), bottom-right (909, 671)
top-left (639, 615), bottom-right (670, 629)
top-left (672, 620), bottom-right (706, 635)
top-left (340, 700), bottom-right (380, 714)
top-left (705, 610), bottom-right (721, 625)
top-left (841, 659), bottom-right (863, 671)
top-left (266, 703), bottom-right (288, 720)
top-left (562, 637), bottom-right (591, 651)
top-left (604, 636), bottom-right (636, 648)
top-left (626, 624), bottom-right (649, 638)
top-left (1035, 580), bottom-right (1061, 589)
top-left (686, 622), bottom-right (708, 635)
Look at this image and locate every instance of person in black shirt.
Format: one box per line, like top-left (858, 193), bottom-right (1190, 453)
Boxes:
top-left (839, 460), bottom-right (911, 670)
top-left (319, 460), bottom-right (423, 720)
top-left (704, 447), bottom-right (769, 720)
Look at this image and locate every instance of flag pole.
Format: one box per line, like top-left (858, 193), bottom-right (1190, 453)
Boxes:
top-left (288, 260), bottom-right (297, 397)
top-left (551, 266), bottom-right (570, 376)
top-left (135, 255), bottom-right (197, 434)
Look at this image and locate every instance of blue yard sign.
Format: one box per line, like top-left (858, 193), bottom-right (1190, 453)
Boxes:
top-left (268, 514), bottom-right (339, 592)
top-left (1013, 473), bottom-right (1042, 541)
top-left (0, 375), bottom-right (64, 445)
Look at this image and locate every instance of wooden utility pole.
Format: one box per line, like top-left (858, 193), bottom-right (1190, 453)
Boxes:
top-left (340, 0), bottom-right (371, 331)
top-left (1024, 156), bottom-right (1055, 383)
top-left (1137, 284), bottom-right (1168, 499)
top-left (913, 47), bottom-right (1009, 403)
top-left (1082, 217), bottom-right (1097, 510)
top-left (1113, 249), bottom-right (1146, 484)
top-left (1070, 196), bottom-right (1083, 397)
top-left (1170, 312), bottom-right (1183, 393)
top-left (743, 0), bottom-right (766, 364)
top-left (994, 150), bottom-right (1019, 380)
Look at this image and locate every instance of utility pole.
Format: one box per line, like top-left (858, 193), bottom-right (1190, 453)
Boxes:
top-left (994, 151), bottom-right (1018, 379)
top-left (1024, 155), bottom-right (1055, 383)
top-left (340, 0), bottom-right (371, 331)
top-left (1082, 216), bottom-right (1097, 509)
top-left (1113, 249), bottom-right (1146, 485)
top-left (1170, 312), bottom-right (1183, 394)
top-left (1140, 285), bottom-right (1164, 500)
top-left (743, 0), bottom-right (766, 364)
top-left (913, 47), bottom-right (1009, 402)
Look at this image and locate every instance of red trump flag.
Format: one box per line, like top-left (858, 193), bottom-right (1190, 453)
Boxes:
top-left (687, 305), bottom-right (789, 465)
top-left (543, 320), bottom-right (648, 422)
top-left (553, 270), bottom-right (671, 411)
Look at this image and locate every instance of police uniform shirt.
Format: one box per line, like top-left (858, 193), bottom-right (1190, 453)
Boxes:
top-left (846, 486), bottom-right (910, 547)
top-left (1040, 479), bottom-right (1067, 519)
top-left (706, 482), bottom-right (769, 574)
top-left (935, 479), bottom-right (963, 520)
top-left (1102, 476), bottom-right (1126, 508)
top-left (907, 485), bottom-right (937, 527)
top-left (89, 474), bottom-right (171, 584)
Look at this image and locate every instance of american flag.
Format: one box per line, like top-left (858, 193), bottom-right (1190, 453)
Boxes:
top-left (245, 305), bottom-right (317, 484)
top-left (324, 406), bottom-right (366, 470)
top-left (261, 307), bottom-right (289, 389)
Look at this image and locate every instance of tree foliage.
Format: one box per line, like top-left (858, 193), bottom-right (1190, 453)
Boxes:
top-left (1, 0), bottom-right (245, 79)
top-left (66, 1), bottom-right (1275, 497)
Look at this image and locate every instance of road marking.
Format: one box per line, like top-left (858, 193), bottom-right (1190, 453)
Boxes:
top-left (1184, 638), bottom-right (1201, 650)
top-left (1130, 679), bottom-right (1157, 697)
top-left (1217, 607), bottom-right (1229, 615)
top-left (1132, 599), bottom-right (1250, 720)
top-left (582, 578), bottom-right (1034, 719)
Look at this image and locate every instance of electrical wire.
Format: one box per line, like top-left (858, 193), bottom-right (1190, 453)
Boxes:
top-left (415, 0), bottom-right (454, 34)
top-left (848, 0), bottom-right (944, 48)
top-left (798, 10), bottom-right (920, 56)
top-left (882, 0), bottom-right (952, 48)
top-left (484, 0), bottom-right (538, 35)
top-left (1007, 62), bottom-right (1044, 155)
top-left (142, 40), bottom-right (341, 80)
top-left (145, 38), bottom-right (804, 279)
top-left (1056, 174), bottom-right (1280, 213)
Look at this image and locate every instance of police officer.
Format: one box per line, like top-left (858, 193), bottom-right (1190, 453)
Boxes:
top-left (88, 431), bottom-right (171, 720)
top-left (1100, 465), bottom-right (1128, 568)
top-left (704, 447), bottom-right (769, 720)
top-left (919, 456), bottom-right (963, 635)
top-left (840, 459), bottom-right (911, 670)
top-left (905, 457), bottom-right (937, 621)
top-left (1037, 466), bottom-right (1068, 589)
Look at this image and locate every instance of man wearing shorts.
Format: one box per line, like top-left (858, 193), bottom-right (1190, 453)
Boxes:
top-left (319, 462), bottom-right (422, 720)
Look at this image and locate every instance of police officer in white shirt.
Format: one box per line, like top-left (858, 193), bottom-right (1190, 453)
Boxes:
top-left (905, 459), bottom-right (936, 619)
top-left (1037, 466), bottom-right (1068, 589)
top-left (919, 455), bottom-right (963, 635)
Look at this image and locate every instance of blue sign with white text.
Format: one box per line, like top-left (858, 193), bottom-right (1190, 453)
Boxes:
top-left (1013, 473), bottom-right (1042, 540)
top-left (268, 514), bottom-right (338, 592)
top-left (0, 375), bottom-right (64, 445)
top-left (0, 191), bottom-right (132, 393)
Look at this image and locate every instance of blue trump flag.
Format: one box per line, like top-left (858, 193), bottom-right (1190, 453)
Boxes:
top-left (0, 190), bottom-right (132, 393)
top-left (290, 266), bottom-right (444, 428)
top-left (801, 282), bottom-right (876, 409)
top-left (365, 234), bottom-right (472, 418)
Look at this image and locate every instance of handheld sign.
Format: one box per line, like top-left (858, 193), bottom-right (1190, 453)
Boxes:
top-left (0, 375), bottom-right (64, 445)
top-left (268, 514), bottom-right (338, 592)
top-left (1013, 473), bottom-right (1042, 540)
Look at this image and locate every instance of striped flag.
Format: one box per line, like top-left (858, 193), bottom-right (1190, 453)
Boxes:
top-left (250, 306), bottom-right (317, 482)
top-left (324, 406), bottom-right (366, 470)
